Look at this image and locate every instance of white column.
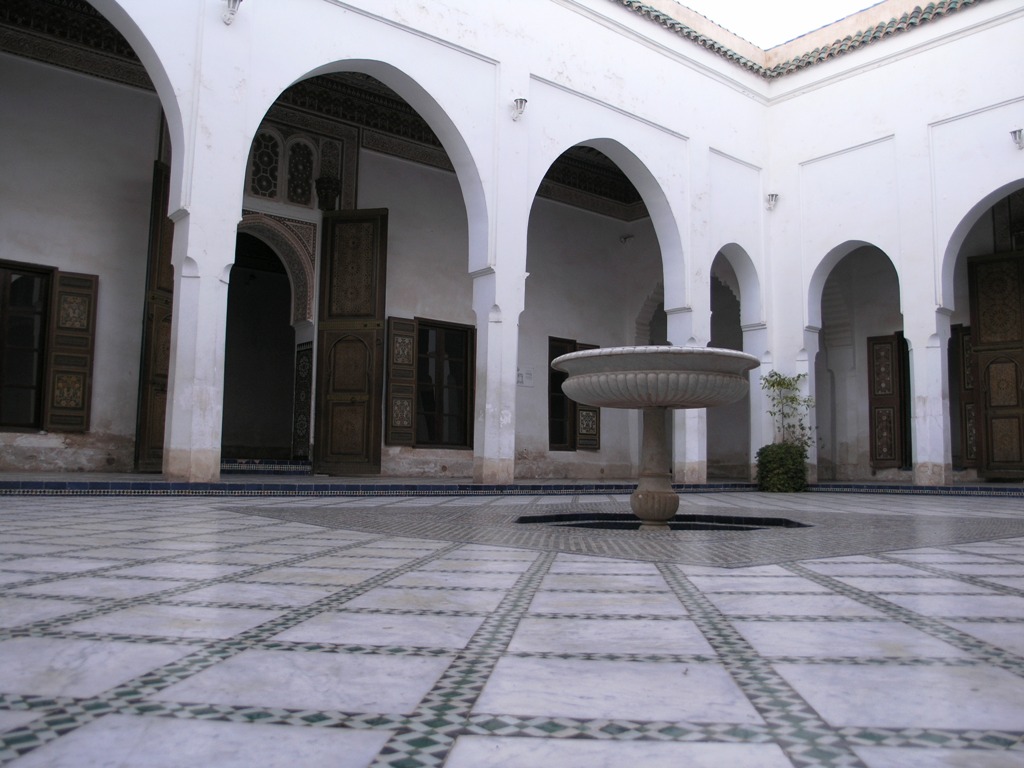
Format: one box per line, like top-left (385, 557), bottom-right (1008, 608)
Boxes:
top-left (163, 211), bottom-right (236, 482)
top-left (743, 323), bottom-right (770, 481)
top-left (800, 327), bottom-right (821, 484)
top-left (667, 307), bottom-right (709, 483)
top-left (905, 311), bottom-right (954, 485)
top-left (472, 269), bottom-right (523, 484)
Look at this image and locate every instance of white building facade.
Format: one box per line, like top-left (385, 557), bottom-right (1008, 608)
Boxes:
top-left (1, 0), bottom-right (1022, 485)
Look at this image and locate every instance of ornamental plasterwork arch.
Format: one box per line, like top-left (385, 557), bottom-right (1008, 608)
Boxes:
top-left (239, 211), bottom-right (317, 325)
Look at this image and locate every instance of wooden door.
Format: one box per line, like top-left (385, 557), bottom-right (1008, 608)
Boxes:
top-left (969, 254), bottom-right (1024, 479)
top-left (867, 333), bottom-right (911, 470)
top-left (314, 210), bottom-right (387, 474)
top-left (950, 325), bottom-right (977, 469)
top-left (135, 161), bottom-right (174, 471)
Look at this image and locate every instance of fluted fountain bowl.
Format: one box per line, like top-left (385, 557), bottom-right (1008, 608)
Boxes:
top-left (551, 346), bottom-right (759, 410)
top-left (550, 346), bottom-right (760, 530)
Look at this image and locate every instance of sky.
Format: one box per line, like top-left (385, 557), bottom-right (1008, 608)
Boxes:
top-left (679, 0), bottom-right (882, 48)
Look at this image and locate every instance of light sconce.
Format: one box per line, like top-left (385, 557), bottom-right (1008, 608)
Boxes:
top-left (1012, 128), bottom-right (1024, 151)
top-left (511, 98), bottom-right (528, 121)
top-left (766, 193), bottom-right (779, 211)
top-left (223, 0), bottom-right (243, 25)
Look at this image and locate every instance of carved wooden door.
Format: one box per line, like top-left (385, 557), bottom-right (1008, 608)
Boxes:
top-left (314, 210), bottom-right (387, 474)
top-left (969, 254), bottom-right (1024, 479)
top-left (867, 333), bottom-right (911, 470)
top-left (950, 325), bottom-right (977, 469)
top-left (135, 162), bottom-right (174, 471)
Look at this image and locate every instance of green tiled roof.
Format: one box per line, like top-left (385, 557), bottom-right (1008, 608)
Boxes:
top-left (611, 0), bottom-right (986, 79)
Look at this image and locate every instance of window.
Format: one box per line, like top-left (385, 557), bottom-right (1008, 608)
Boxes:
top-left (0, 261), bottom-right (98, 432)
top-left (1, 264), bottom-right (50, 427)
top-left (386, 317), bottom-right (475, 448)
top-left (548, 337), bottom-right (600, 451)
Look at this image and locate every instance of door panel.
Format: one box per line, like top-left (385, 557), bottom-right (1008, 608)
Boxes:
top-left (969, 255), bottom-right (1024, 479)
top-left (135, 162), bottom-right (174, 471)
top-left (314, 210), bottom-right (388, 474)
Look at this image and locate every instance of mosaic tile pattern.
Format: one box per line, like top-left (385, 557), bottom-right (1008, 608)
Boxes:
top-left (0, 492), bottom-right (1022, 767)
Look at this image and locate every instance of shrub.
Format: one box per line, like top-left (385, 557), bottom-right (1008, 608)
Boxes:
top-left (755, 441), bottom-right (808, 492)
top-left (755, 371), bottom-right (813, 492)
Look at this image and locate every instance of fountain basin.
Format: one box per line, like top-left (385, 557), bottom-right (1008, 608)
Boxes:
top-left (550, 346), bottom-right (757, 409)
top-left (551, 346), bottom-right (759, 529)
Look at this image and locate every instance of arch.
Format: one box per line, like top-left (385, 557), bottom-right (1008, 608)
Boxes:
top-left (713, 244), bottom-right (762, 327)
top-left (83, 1), bottom-right (186, 210)
top-left (806, 240), bottom-right (875, 329)
top-left (564, 138), bottom-right (682, 296)
top-left (941, 178), bottom-right (1024, 310)
top-left (238, 212), bottom-right (317, 326)
top-left (270, 60), bottom-right (488, 274)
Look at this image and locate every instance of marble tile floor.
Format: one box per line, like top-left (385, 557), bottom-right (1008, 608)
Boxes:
top-left (0, 491), bottom-right (1022, 767)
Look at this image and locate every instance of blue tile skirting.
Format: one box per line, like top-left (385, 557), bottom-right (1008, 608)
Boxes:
top-left (0, 478), bottom-right (1020, 497)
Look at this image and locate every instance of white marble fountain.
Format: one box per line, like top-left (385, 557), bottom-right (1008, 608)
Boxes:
top-left (551, 346), bottom-right (759, 529)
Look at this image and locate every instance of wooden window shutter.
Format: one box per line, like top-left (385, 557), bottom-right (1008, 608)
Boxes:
top-left (43, 271), bottom-right (98, 432)
top-left (575, 342), bottom-right (600, 450)
top-left (385, 316), bottom-right (417, 445)
top-left (867, 333), bottom-right (910, 470)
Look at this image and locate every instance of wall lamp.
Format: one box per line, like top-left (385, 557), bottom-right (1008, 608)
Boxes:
top-left (223, 0), bottom-right (243, 25)
top-left (511, 98), bottom-right (528, 121)
top-left (1012, 128), bottom-right (1024, 151)
top-left (765, 193), bottom-right (779, 211)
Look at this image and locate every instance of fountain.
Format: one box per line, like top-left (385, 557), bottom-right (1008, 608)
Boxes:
top-left (551, 346), bottom-right (759, 529)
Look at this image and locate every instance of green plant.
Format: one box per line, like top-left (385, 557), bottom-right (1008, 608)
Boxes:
top-left (755, 442), bottom-right (808, 492)
top-left (756, 371), bottom-right (814, 492)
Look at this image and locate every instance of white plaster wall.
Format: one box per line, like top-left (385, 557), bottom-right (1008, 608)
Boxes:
top-left (516, 198), bottom-right (661, 478)
top-left (817, 247), bottom-right (904, 479)
top-left (0, 55), bottom-right (160, 471)
top-left (357, 149), bottom-right (475, 476)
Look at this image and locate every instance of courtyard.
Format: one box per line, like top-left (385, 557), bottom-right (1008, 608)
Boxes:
top-left (0, 488), bottom-right (1022, 766)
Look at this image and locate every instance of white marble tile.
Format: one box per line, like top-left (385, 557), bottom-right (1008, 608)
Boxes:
top-left (0, 596), bottom-right (88, 627)
top-left (420, 558), bottom-right (533, 573)
top-left (272, 610), bottom-right (485, 648)
top-left (539, 573), bottom-right (671, 591)
top-left (774, 663), bottom-right (1024, 729)
top-left (343, 586), bottom-right (507, 613)
top-left (528, 590), bottom-right (687, 617)
top-left (936, 563), bottom-right (1024, 576)
top-left (677, 564), bottom-right (793, 577)
top-left (507, 617), bottom-right (715, 655)
top-left (474, 657), bottom-right (763, 723)
top-left (388, 569), bottom-right (521, 589)
top-left (173, 582), bottom-right (337, 607)
top-left (107, 563), bottom-right (249, 580)
top-left (0, 709), bottom-right (42, 732)
top-left (7, 713), bottom-right (393, 768)
top-left (301, 554), bottom-right (417, 569)
top-left (0, 571), bottom-right (37, 586)
top-left (13, 576), bottom-right (191, 600)
top-left (949, 621), bottom-right (1024, 656)
top-left (0, 637), bottom-right (190, 698)
top-left (446, 736), bottom-right (793, 768)
top-left (705, 593), bottom-right (885, 617)
top-left (237, 566), bottom-right (382, 586)
top-left (550, 557), bottom-right (661, 575)
top-left (2, 557), bottom-right (120, 574)
top-left (832, 576), bottom-right (996, 594)
top-left (802, 562), bottom-right (929, 577)
top-left (878, 594), bottom-right (1024, 618)
top-left (733, 620), bottom-right (970, 657)
top-left (65, 603), bottom-right (283, 639)
top-left (154, 649), bottom-right (451, 713)
top-left (687, 575), bottom-right (832, 593)
top-left (853, 745), bottom-right (1024, 767)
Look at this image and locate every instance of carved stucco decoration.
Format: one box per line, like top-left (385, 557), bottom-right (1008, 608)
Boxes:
top-left (239, 211), bottom-right (317, 326)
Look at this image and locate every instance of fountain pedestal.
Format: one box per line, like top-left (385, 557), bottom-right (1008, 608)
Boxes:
top-left (551, 346), bottom-right (760, 529)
